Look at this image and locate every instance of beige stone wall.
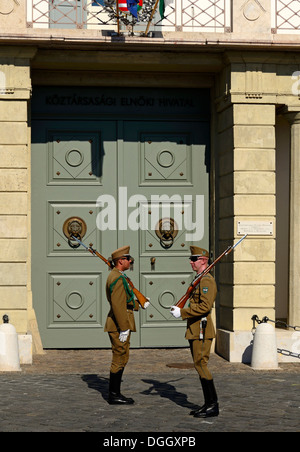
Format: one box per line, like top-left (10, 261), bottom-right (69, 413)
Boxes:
top-left (0, 48), bottom-right (35, 333)
top-left (216, 101), bottom-right (276, 331)
top-left (232, 0), bottom-right (271, 35)
top-left (0, 0), bottom-right (26, 31)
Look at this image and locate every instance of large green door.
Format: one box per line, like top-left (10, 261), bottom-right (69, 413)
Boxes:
top-left (122, 121), bottom-right (209, 347)
top-left (31, 87), bottom-right (210, 348)
top-left (31, 120), bottom-right (117, 347)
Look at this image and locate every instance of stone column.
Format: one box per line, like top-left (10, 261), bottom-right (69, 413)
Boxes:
top-left (216, 102), bottom-right (276, 362)
top-left (283, 110), bottom-right (300, 328)
top-left (0, 47), bottom-right (42, 360)
top-left (218, 103), bottom-right (276, 331)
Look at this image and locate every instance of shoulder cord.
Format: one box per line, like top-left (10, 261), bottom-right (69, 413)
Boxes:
top-left (109, 274), bottom-right (135, 308)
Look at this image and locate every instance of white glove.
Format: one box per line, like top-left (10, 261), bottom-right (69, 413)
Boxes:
top-left (170, 306), bottom-right (181, 319)
top-left (119, 329), bottom-right (130, 342)
top-left (143, 297), bottom-right (150, 309)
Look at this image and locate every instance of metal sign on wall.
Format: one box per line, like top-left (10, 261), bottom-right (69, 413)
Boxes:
top-left (31, 86), bottom-right (210, 118)
top-left (237, 221), bottom-right (274, 236)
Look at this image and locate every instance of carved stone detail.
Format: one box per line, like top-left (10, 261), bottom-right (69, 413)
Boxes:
top-left (0, 0), bottom-right (15, 15)
top-left (241, 0), bottom-right (265, 21)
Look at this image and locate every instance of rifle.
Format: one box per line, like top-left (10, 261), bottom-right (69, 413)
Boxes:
top-left (71, 235), bottom-right (149, 309)
top-left (173, 234), bottom-right (248, 310)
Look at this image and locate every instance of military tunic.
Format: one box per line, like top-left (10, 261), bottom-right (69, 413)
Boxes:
top-left (105, 267), bottom-right (139, 373)
top-left (105, 267), bottom-right (137, 333)
top-left (181, 272), bottom-right (217, 380)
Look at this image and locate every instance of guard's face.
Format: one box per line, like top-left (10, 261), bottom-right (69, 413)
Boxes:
top-left (189, 256), bottom-right (208, 274)
top-left (120, 255), bottom-right (133, 270)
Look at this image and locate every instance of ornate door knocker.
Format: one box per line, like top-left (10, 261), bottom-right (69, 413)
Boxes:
top-left (63, 217), bottom-right (87, 248)
top-left (155, 218), bottom-right (178, 249)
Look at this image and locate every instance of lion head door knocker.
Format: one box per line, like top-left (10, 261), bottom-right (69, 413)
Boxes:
top-left (63, 217), bottom-right (87, 248)
top-left (155, 218), bottom-right (178, 249)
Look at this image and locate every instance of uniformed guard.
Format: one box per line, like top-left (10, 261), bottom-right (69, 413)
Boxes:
top-left (105, 245), bottom-right (138, 405)
top-left (170, 245), bottom-right (219, 418)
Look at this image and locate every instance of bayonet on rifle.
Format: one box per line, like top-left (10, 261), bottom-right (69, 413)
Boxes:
top-left (173, 234), bottom-right (248, 310)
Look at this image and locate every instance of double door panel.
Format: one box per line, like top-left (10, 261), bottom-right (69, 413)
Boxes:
top-left (32, 120), bottom-right (116, 347)
top-left (122, 121), bottom-right (209, 346)
top-left (31, 119), bottom-right (209, 347)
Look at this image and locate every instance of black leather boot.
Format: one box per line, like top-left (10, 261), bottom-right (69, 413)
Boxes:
top-left (108, 369), bottom-right (134, 405)
top-left (193, 378), bottom-right (219, 418)
top-left (190, 377), bottom-right (209, 416)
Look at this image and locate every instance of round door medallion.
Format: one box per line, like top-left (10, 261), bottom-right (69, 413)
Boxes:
top-left (65, 291), bottom-right (84, 310)
top-left (65, 149), bottom-right (84, 167)
top-left (158, 290), bottom-right (176, 309)
top-left (156, 149), bottom-right (175, 168)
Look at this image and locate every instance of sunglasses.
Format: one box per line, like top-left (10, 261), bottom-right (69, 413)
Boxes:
top-left (121, 255), bottom-right (133, 261)
top-left (189, 256), bottom-right (207, 262)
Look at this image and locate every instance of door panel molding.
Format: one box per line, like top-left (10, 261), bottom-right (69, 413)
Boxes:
top-left (48, 272), bottom-right (102, 328)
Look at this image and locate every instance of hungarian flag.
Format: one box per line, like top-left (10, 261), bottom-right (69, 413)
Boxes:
top-left (159, 0), bottom-right (174, 19)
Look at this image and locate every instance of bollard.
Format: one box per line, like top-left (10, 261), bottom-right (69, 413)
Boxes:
top-left (0, 315), bottom-right (21, 372)
top-left (251, 321), bottom-right (278, 370)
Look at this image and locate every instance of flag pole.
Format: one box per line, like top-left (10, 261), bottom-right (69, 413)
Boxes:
top-left (116, 0), bottom-right (120, 35)
top-left (143, 0), bottom-right (160, 36)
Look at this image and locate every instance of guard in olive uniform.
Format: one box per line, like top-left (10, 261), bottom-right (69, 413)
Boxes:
top-left (170, 246), bottom-right (219, 418)
top-left (105, 245), bottom-right (138, 405)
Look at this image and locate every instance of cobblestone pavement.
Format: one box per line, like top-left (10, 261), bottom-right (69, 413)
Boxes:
top-left (0, 349), bottom-right (299, 434)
